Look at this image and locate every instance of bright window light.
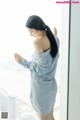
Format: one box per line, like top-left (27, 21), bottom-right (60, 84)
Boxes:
top-left (0, 0), bottom-right (62, 102)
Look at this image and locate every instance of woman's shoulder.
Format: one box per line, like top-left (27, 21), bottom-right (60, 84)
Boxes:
top-left (33, 39), bottom-right (44, 54)
top-left (33, 35), bottom-right (51, 53)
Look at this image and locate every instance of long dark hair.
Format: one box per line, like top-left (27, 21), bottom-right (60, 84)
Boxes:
top-left (25, 15), bottom-right (58, 57)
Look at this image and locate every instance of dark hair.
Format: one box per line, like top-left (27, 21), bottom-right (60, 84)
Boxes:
top-left (26, 15), bottom-right (58, 57)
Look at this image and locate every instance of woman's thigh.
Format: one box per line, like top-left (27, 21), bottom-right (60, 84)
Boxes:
top-left (48, 109), bottom-right (55, 120)
top-left (36, 109), bottom-right (55, 120)
top-left (37, 113), bottom-right (49, 120)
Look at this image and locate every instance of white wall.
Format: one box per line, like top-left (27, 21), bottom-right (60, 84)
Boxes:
top-left (68, 4), bottom-right (80, 120)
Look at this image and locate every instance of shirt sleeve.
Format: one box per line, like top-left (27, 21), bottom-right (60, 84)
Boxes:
top-left (19, 56), bottom-right (53, 76)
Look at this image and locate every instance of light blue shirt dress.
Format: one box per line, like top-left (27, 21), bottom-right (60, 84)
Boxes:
top-left (19, 47), bottom-right (59, 115)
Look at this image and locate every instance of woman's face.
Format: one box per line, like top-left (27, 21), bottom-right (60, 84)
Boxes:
top-left (27, 28), bottom-right (42, 38)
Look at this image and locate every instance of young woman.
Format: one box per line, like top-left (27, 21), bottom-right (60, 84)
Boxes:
top-left (14, 15), bottom-right (59, 120)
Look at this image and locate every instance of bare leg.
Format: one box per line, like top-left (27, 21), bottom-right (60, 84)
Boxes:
top-left (37, 112), bottom-right (49, 120)
top-left (36, 109), bottom-right (55, 120)
top-left (48, 109), bottom-right (55, 120)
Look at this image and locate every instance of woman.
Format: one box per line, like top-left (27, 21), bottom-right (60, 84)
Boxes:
top-left (14, 15), bottom-right (59, 120)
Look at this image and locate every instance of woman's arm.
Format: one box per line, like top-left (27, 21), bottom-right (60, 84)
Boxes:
top-left (14, 53), bottom-right (52, 75)
top-left (14, 53), bottom-right (24, 62)
top-left (14, 53), bottom-right (33, 70)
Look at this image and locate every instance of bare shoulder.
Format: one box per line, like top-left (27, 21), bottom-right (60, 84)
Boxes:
top-left (33, 36), bottom-right (51, 53)
top-left (33, 39), bottom-right (44, 53)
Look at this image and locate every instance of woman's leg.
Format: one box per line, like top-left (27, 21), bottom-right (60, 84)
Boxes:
top-left (48, 109), bottom-right (55, 120)
top-left (36, 109), bottom-right (55, 120)
top-left (37, 112), bottom-right (49, 120)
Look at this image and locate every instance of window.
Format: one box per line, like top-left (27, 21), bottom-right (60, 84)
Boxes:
top-left (0, 0), bottom-right (62, 120)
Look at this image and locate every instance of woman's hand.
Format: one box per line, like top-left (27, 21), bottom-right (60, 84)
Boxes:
top-left (14, 53), bottom-right (24, 62)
